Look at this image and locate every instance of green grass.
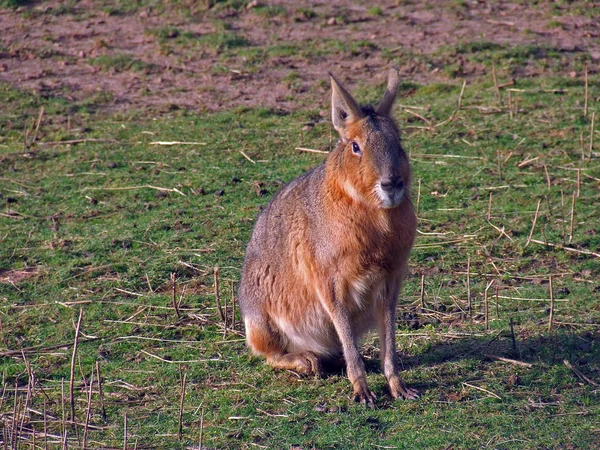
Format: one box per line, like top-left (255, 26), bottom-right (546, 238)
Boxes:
top-left (1, 11), bottom-right (600, 449)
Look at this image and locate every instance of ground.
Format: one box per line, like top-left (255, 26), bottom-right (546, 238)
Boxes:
top-left (1, 1), bottom-right (599, 449)
top-left (1, 0), bottom-right (598, 113)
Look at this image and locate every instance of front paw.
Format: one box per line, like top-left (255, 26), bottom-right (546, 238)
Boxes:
top-left (351, 380), bottom-right (377, 408)
top-left (388, 376), bottom-right (419, 400)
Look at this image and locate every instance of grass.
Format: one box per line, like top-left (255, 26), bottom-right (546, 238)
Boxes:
top-left (1, 8), bottom-right (600, 450)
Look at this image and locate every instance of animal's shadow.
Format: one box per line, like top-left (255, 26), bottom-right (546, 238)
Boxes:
top-left (315, 327), bottom-right (598, 403)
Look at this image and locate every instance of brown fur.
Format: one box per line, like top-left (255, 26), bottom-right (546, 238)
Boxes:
top-left (239, 70), bottom-right (418, 406)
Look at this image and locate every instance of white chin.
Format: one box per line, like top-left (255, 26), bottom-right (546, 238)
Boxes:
top-left (376, 185), bottom-right (404, 209)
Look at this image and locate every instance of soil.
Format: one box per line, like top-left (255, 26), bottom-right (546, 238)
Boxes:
top-left (0, 0), bottom-right (598, 114)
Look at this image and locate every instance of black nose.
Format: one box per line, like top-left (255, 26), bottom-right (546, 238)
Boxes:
top-left (380, 176), bottom-right (404, 193)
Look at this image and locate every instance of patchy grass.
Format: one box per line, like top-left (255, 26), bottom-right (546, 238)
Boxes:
top-left (1, 70), bottom-right (599, 448)
top-left (88, 54), bottom-right (159, 73)
top-left (1, 7), bottom-right (600, 448)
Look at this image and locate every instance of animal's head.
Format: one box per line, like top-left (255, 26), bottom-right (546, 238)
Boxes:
top-left (329, 69), bottom-right (410, 209)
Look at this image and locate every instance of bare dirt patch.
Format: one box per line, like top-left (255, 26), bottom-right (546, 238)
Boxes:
top-left (0, 0), bottom-right (598, 114)
top-left (0, 267), bottom-right (39, 284)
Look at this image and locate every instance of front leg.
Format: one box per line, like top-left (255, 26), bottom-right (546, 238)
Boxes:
top-left (321, 283), bottom-right (376, 407)
top-left (377, 280), bottom-right (418, 400)
top-left (331, 306), bottom-right (377, 406)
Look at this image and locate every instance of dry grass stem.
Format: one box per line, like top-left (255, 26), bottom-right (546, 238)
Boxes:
top-left (584, 64), bottom-right (589, 117)
top-left (149, 141), bottom-right (207, 146)
top-left (525, 198), bottom-right (542, 247)
top-left (83, 370), bottom-right (94, 448)
top-left (563, 359), bottom-right (599, 386)
top-left (231, 280), bottom-right (236, 331)
top-left (544, 165), bottom-right (551, 189)
top-left (214, 267), bottom-right (224, 321)
top-left (240, 150), bottom-right (256, 164)
top-left (84, 184), bottom-right (185, 196)
top-left (420, 274), bottom-right (425, 309)
top-left (178, 372), bottom-right (187, 441)
top-left (457, 79), bottom-right (467, 110)
top-left (548, 275), bottom-right (554, 333)
top-left (466, 256), bottom-right (472, 316)
top-left (568, 192), bottom-right (576, 244)
top-left (416, 178), bottom-right (421, 217)
top-left (171, 272), bottom-right (180, 318)
top-left (41, 138), bottom-right (118, 146)
top-left (199, 407), bottom-right (205, 450)
top-left (139, 349), bottom-right (220, 364)
top-left (487, 192), bottom-right (493, 221)
top-left (576, 168), bottom-right (581, 198)
top-left (69, 308), bottom-right (83, 423)
top-left (491, 60), bottom-right (502, 105)
top-left (404, 109), bottom-right (433, 130)
top-left (589, 111), bottom-right (595, 161)
top-left (484, 280), bottom-right (494, 330)
top-left (96, 361), bottom-right (107, 424)
top-left (462, 381), bottom-right (501, 399)
top-left (485, 354), bottom-right (532, 368)
top-left (123, 413), bottom-right (127, 450)
top-left (509, 318), bottom-right (517, 351)
top-left (32, 106), bottom-right (45, 145)
top-left (530, 239), bottom-right (600, 258)
top-left (296, 147), bottom-right (329, 154)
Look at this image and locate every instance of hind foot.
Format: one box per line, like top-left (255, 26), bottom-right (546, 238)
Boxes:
top-left (267, 351), bottom-right (322, 377)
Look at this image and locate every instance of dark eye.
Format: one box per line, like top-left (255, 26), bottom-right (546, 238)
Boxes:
top-left (351, 141), bottom-right (361, 155)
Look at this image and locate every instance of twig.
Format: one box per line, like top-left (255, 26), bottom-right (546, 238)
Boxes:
top-left (484, 354), bottom-right (532, 368)
top-left (240, 150), bottom-right (256, 164)
top-left (576, 168), bottom-right (581, 198)
top-left (295, 147), bottom-right (329, 154)
top-left (214, 267), bottom-right (224, 321)
top-left (462, 381), bottom-right (501, 399)
top-left (525, 198), bottom-right (542, 247)
top-left (563, 359), bottom-right (599, 386)
top-left (548, 275), bottom-right (554, 333)
top-left (178, 372), bottom-right (187, 441)
top-left (69, 309), bottom-right (84, 422)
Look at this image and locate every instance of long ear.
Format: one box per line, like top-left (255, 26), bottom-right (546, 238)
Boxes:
top-left (329, 73), bottom-right (364, 141)
top-left (376, 68), bottom-right (399, 117)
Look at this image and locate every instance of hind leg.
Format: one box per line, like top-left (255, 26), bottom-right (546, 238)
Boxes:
top-left (245, 319), bottom-right (322, 376)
